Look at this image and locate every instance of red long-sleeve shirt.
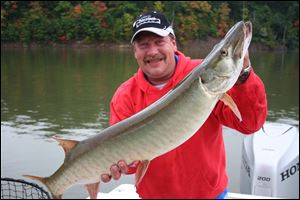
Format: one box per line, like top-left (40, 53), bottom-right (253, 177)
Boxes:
top-left (109, 51), bottom-right (267, 198)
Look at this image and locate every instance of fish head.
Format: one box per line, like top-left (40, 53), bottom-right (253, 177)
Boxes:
top-left (199, 21), bottom-right (252, 95)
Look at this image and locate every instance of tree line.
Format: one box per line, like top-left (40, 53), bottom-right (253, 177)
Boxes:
top-left (1, 1), bottom-right (299, 49)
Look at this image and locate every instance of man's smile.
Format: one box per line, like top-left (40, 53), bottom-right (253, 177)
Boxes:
top-left (144, 55), bottom-right (165, 65)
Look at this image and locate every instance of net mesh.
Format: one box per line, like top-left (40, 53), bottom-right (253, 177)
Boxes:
top-left (1, 177), bottom-right (51, 199)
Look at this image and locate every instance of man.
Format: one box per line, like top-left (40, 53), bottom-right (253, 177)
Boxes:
top-left (101, 11), bottom-right (267, 198)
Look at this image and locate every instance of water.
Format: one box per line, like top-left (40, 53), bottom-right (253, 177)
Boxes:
top-left (1, 47), bottom-right (299, 198)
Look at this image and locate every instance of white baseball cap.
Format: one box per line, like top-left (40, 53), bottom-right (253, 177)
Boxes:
top-left (131, 11), bottom-right (175, 43)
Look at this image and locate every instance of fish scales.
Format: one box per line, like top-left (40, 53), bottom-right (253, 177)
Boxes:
top-left (48, 78), bottom-right (218, 195)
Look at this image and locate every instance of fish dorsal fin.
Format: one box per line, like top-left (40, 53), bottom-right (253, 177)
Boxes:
top-left (52, 136), bottom-right (79, 156)
top-left (220, 93), bottom-right (242, 122)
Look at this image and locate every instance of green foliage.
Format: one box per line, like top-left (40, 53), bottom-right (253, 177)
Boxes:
top-left (19, 2), bottom-right (50, 43)
top-left (104, 2), bottom-right (139, 42)
top-left (1, 1), bottom-right (299, 49)
top-left (153, 1), bottom-right (164, 12)
top-left (53, 1), bottom-right (72, 17)
top-left (174, 1), bottom-right (217, 44)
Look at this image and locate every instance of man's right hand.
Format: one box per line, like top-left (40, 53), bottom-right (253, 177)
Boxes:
top-left (101, 160), bottom-right (141, 183)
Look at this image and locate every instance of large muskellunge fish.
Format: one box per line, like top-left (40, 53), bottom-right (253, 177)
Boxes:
top-left (24, 20), bottom-right (252, 199)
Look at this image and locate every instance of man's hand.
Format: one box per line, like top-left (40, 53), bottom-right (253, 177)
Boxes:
top-left (101, 160), bottom-right (141, 183)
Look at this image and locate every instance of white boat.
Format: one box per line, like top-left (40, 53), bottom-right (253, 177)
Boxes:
top-left (87, 183), bottom-right (281, 199)
top-left (240, 122), bottom-right (299, 199)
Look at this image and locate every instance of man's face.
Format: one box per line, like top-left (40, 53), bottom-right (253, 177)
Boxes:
top-left (133, 32), bottom-right (177, 85)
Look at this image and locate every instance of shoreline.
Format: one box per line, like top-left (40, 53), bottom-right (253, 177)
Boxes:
top-left (1, 38), bottom-right (294, 52)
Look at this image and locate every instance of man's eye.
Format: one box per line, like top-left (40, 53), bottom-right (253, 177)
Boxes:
top-left (156, 40), bottom-right (164, 45)
top-left (139, 43), bottom-right (148, 48)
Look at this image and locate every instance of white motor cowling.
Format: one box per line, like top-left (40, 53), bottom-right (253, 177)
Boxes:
top-left (240, 122), bottom-right (299, 198)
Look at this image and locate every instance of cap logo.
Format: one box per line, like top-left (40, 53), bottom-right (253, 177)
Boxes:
top-left (133, 15), bottom-right (161, 28)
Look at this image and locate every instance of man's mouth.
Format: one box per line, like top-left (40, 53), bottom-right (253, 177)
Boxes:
top-left (145, 56), bottom-right (165, 64)
top-left (146, 58), bottom-right (164, 64)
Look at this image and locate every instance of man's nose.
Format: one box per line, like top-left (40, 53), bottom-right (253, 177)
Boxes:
top-left (147, 43), bottom-right (159, 56)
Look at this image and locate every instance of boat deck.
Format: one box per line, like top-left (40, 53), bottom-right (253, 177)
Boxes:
top-left (87, 184), bottom-right (281, 199)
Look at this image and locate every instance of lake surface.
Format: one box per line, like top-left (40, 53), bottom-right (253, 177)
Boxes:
top-left (1, 47), bottom-right (299, 198)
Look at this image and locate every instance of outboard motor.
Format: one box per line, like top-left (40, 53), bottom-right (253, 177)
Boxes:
top-left (240, 122), bottom-right (299, 198)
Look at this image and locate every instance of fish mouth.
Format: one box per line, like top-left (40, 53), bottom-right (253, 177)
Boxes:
top-left (233, 37), bottom-right (244, 59)
top-left (234, 21), bottom-right (252, 59)
top-left (245, 22), bottom-right (252, 39)
top-left (226, 21), bottom-right (252, 60)
top-left (243, 21), bottom-right (253, 55)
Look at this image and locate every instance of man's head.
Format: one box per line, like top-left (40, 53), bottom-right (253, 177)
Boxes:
top-left (131, 11), bottom-right (177, 86)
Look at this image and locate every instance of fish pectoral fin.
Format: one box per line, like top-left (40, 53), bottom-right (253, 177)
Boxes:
top-left (220, 93), bottom-right (242, 122)
top-left (52, 136), bottom-right (79, 155)
top-left (135, 160), bottom-right (150, 185)
top-left (85, 182), bottom-right (100, 199)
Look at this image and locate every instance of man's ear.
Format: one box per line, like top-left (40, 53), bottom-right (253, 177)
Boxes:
top-left (133, 44), bottom-right (138, 59)
top-left (171, 37), bottom-right (177, 51)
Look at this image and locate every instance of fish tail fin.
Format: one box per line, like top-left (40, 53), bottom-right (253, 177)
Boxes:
top-left (23, 175), bottom-right (61, 199)
top-left (23, 175), bottom-right (47, 184)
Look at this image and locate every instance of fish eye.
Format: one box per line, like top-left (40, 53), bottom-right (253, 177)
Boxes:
top-left (220, 49), bottom-right (227, 57)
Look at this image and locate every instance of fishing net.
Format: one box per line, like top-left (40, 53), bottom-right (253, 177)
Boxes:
top-left (1, 177), bottom-right (51, 199)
